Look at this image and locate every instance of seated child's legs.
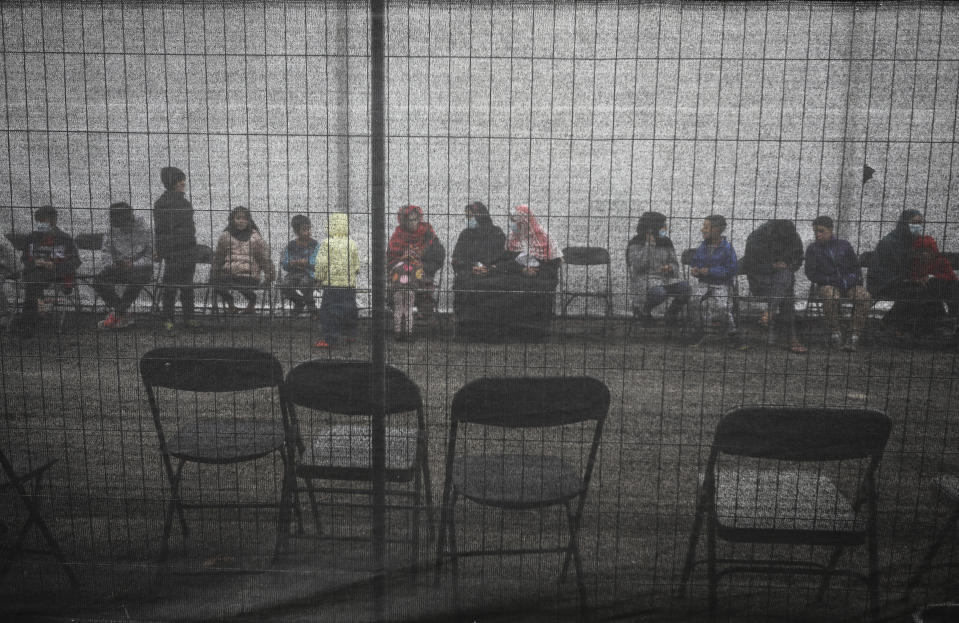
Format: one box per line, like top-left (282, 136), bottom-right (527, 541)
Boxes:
top-left (818, 285), bottom-right (841, 331)
top-left (394, 290), bottom-right (415, 334)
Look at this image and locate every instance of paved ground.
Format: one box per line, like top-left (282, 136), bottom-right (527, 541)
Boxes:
top-left (1, 310), bottom-right (958, 621)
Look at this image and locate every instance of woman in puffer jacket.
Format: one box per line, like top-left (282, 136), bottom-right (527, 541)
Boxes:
top-left (211, 206), bottom-right (275, 313)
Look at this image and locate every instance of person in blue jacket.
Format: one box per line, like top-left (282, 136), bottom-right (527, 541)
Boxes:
top-left (804, 215), bottom-right (870, 350)
top-left (688, 214), bottom-right (743, 348)
top-left (279, 214), bottom-right (320, 315)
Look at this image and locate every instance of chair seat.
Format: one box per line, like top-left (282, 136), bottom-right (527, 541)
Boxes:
top-left (167, 419), bottom-right (286, 463)
top-left (298, 424), bottom-right (419, 480)
top-left (452, 453), bottom-right (583, 508)
top-left (714, 468), bottom-right (865, 544)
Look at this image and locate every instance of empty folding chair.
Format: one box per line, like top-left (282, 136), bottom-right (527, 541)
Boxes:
top-left (560, 246), bottom-right (613, 326)
top-left (139, 347), bottom-right (294, 565)
top-left (436, 376), bottom-right (610, 616)
top-left (678, 406), bottom-right (891, 621)
top-left (282, 359), bottom-right (433, 565)
top-left (0, 448), bottom-right (77, 588)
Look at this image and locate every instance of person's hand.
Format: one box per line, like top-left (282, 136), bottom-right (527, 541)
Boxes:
top-left (690, 267), bottom-right (704, 277)
top-left (472, 264), bottom-right (488, 276)
top-left (661, 264), bottom-right (673, 274)
top-left (120, 259), bottom-right (133, 270)
top-left (772, 261), bottom-right (788, 270)
top-left (523, 266), bottom-right (539, 277)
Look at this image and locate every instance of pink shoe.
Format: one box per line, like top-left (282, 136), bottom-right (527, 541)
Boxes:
top-left (98, 313), bottom-right (118, 330)
top-left (313, 339), bottom-right (332, 349)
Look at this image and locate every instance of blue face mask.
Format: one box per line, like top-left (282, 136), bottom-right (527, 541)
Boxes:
top-left (509, 222), bottom-right (521, 235)
top-left (36, 222), bottom-right (51, 233)
top-left (909, 223), bottom-right (923, 236)
top-left (467, 217), bottom-right (478, 229)
top-left (658, 228), bottom-right (668, 239)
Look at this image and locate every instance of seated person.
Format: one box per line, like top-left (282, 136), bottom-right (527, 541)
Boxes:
top-left (17, 205), bottom-right (81, 337)
top-left (451, 201), bottom-right (507, 330)
top-left (211, 206), bottom-right (274, 313)
top-left (804, 215), bottom-right (871, 351)
top-left (688, 214), bottom-right (742, 348)
top-left (0, 229), bottom-right (21, 329)
top-left (868, 209), bottom-right (959, 338)
top-left (92, 202), bottom-right (154, 330)
top-left (499, 204), bottom-right (563, 336)
top-left (908, 234), bottom-right (959, 337)
top-left (387, 204), bottom-right (445, 338)
top-left (279, 214), bottom-right (319, 315)
top-left (626, 211), bottom-right (690, 326)
top-left (742, 219), bottom-right (807, 354)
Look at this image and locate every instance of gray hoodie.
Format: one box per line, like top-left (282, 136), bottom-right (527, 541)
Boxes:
top-left (626, 239), bottom-right (681, 310)
top-left (102, 215), bottom-right (153, 270)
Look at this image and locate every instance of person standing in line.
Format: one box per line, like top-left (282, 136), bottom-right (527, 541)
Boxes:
top-left (153, 166), bottom-right (197, 333)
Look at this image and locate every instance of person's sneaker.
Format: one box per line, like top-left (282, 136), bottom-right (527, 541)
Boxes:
top-left (830, 331), bottom-right (843, 348)
top-left (313, 339), bottom-right (332, 348)
top-left (98, 313), bottom-right (119, 330)
top-left (162, 319), bottom-right (175, 334)
top-left (844, 334), bottom-right (859, 352)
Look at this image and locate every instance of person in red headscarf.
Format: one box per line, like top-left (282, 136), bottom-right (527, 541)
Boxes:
top-left (906, 234), bottom-right (959, 337)
top-left (386, 204), bottom-right (445, 338)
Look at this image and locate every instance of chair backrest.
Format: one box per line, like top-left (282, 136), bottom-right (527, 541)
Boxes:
top-left (451, 376), bottom-right (610, 428)
top-left (712, 406), bottom-right (890, 462)
top-left (74, 232), bottom-right (104, 251)
top-left (562, 246), bottom-right (610, 266)
top-left (5, 232), bottom-right (29, 252)
top-left (283, 359), bottom-right (422, 415)
top-left (139, 347), bottom-right (283, 392)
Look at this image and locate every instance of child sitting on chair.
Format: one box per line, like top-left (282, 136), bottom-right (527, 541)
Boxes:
top-left (211, 206), bottom-right (274, 314)
top-left (279, 214), bottom-right (319, 315)
top-left (17, 205), bottom-right (81, 337)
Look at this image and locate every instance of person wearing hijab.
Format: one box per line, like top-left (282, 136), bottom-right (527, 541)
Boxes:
top-left (386, 204), bottom-right (445, 338)
top-left (903, 233), bottom-right (959, 337)
top-left (211, 206), bottom-right (274, 314)
top-left (867, 209), bottom-right (958, 337)
top-left (626, 211), bottom-right (690, 327)
top-left (505, 204), bottom-right (563, 275)
top-left (450, 201), bottom-right (509, 336)
top-left (741, 219), bottom-right (807, 354)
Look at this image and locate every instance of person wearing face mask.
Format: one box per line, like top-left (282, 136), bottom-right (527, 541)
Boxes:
top-left (867, 209), bottom-right (955, 338)
top-left (17, 205), bottom-right (81, 337)
top-left (626, 211), bottom-right (690, 328)
top-left (450, 201), bottom-right (508, 336)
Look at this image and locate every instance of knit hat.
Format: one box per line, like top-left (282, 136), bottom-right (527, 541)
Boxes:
top-left (160, 166), bottom-right (185, 191)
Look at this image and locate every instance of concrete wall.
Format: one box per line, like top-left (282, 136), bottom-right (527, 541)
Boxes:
top-left (1, 1), bottom-right (957, 311)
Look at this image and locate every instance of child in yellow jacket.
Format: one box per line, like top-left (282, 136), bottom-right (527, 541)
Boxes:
top-left (313, 213), bottom-right (360, 348)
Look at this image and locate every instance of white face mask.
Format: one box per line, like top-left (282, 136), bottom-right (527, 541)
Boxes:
top-left (658, 228), bottom-right (668, 238)
top-left (36, 222), bottom-right (52, 233)
top-left (909, 223), bottom-right (923, 236)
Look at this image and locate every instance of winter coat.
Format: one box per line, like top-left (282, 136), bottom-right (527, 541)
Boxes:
top-left (281, 238), bottom-right (320, 277)
top-left (152, 189), bottom-right (196, 259)
top-left (740, 220), bottom-right (804, 276)
top-left (450, 224), bottom-right (508, 290)
top-left (315, 213), bottom-right (360, 288)
top-left (102, 216), bottom-right (153, 270)
top-left (0, 234), bottom-right (21, 278)
top-left (212, 229), bottom-right (274, 282)
top-left (867, 212), bottom-right (920, 296)
top-left (804, 238), bottom-right (862, 291)
top-left (626, 236), bottom-right (681, 307)
top-left (689, 238), bottom-right (738, 286)
top-left (23, 226), bottom-right (81, 278)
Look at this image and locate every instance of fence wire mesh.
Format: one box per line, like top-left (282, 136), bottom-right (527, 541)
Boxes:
top-left (2, 1), bottom-right (959, 621)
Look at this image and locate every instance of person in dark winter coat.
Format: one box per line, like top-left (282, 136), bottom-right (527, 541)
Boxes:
top-left (867, 209), bottom-right (959, 337)
top-left (92, 202), bottom-right (154, 330)
top-left (626, 211), bottom-right (690, 326)
top-left (450, 201), bottom-right (508, 323)
top-left (741, 219), bottom-right (806, 353)
top-left (153, 166), bottom-right (197, 331)
top-left (17, 205), bottom-right (81, 336)
top-left (804, 215), bottom-right (870, 350)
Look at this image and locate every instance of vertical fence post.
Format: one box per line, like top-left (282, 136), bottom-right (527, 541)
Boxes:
top-left (369, 0), bottom-right (388, 619)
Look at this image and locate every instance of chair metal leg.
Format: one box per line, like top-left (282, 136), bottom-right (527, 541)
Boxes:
top-left (159, 460), bottom-right (188, 563)
top-left (678, 491), bottom-right (707, 597)
top-left (304, 477), bottom-right (323, 536)
top-left (707, 515), bottom-right (718, 620)
top-left (434, 480), bottom-right (453, 585)
top-left (815, 545), bottom-right (845, 602)
top-left (905, 506), bottom-right (959, 598)
top-left (272, 449), bottom-right (295, 560)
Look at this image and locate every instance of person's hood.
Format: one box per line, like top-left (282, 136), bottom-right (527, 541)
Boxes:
top-left (328, 213), bottom-right (350, 238)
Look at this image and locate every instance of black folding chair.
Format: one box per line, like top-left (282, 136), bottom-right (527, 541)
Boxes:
top-left (0, 448), bottom-right (78, 588)
top-left (436, 376), bottom-right (610, 616)
top-left (139, 347), bottom-right (294, 564)
top-left (282, 359), bottom-right (433, 564)
top-left (905, 474), bottom-right (959, 598)
top-left (678, 406), bottom-right (890, 621)
top-left (560, 246), bottom-right (613, 323)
